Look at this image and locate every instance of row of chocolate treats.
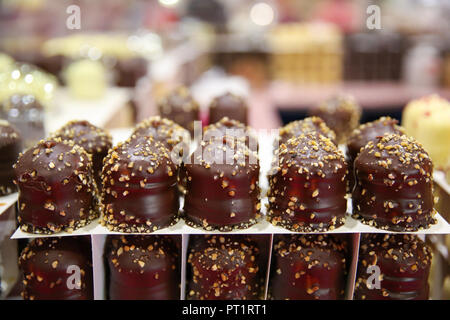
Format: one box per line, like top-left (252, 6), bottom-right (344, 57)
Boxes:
top-left (268, 96), bottom-right (438, 232)
top-left (4, 88), bottom-right (445, 234)
top-left (8, 109), bottom-right (260, 233)
top-left (8, 115), bottom-right (438, 234)
top-left (102, 115), bottom-right (260, 233)
top-left (16, 233), bottom-right (432, 300)
top-left (307, 93), bottom-right (450, 182)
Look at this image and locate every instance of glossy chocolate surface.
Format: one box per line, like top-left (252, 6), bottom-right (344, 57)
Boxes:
top-left (183, 137), bottom-right (261, 231)
top-left (353, 134), bottom-right (437, 231)
top-left (267, 133), bottom-right (348, 232)
top-left (347, 117), bottom-right (405, 191)
top-left (309, 94), bottom-right (361, 144)
top-left (19, 236), bottom-right (93, 300)
top-left (132, 116), bottom-right (190, 163)
top-left (354, 234), bottom-right (432, 300)
top-left (101, 136), bottom-right (179, 233)
top-left (0, 120), bottom-right (22, 195)
top-left (209, 92), bottom-right (248, 125)
top-left (187, 235), bottom-right (263, 300)
top-left (269, 234), bottom-right (348, 300)
top-left (14, 138), bottom-right (98, 234)
top-left (158, 86), bottom-right (200, 136)
top-left (203, 117), bottom-right (258, 152)
top-left (105, 235), bottom-right (181, 300)
top-left (278, 116), bottom-right (336, 147)
top-left (52, 120), bottom-right (112, 191)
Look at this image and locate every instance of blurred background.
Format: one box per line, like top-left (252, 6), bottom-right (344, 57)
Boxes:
top-left (1, 0), bottom-right (450, 129)
top-left (0, 0), bottom-right (450, 299)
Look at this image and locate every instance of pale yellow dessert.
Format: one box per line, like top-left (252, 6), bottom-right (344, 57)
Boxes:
top-left (65, 59), bottom-right (107, 99)
top-left (403, 94), bottom-right (450, 171)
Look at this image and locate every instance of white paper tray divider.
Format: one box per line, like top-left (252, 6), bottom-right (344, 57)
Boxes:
top-left (91, 234), bottom-right (107, 300)
top-left (346, 233), bottom-right (360, 300)
top-left (181, 234), bottom-right (188, 300)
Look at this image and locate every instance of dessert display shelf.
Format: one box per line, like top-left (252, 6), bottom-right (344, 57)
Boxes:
top-left (10, 129), bottom-right (450, 239)
top-left (90, 233), bottom-right (361, 300)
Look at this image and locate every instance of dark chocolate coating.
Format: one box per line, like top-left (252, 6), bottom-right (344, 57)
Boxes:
top-left (0, 121), bottom-right (22, 195)
top-left (209, 92), bottom-right (248, 125)
top-left (158, 86), bottom-right (200, 136)
top-left (0, 94), bottom-right (45, 148)
top-left (132, 116), bottom-right (190, 163)
top-left (183, 137), bottom-right (261, 231)
top-left (187, 235), bottom-right (263, 300)
top-left (277, 116), bottom-right (337, 149)
top-left (52, 120), bottom-right (112, 192)
top-left (352, 134), bottom-right (437, 231)
top-left (19, 237), bottom-right (93, 300)
top-left (354, 234), bottom-right (432, 300)
top-left (203, 116), bottom-right (258, 152)
top-left (308, 94), bottom-right (361, 144)
top-left (14, 138), bottom-right (98, 234)
top-left (132, 116), bottom-right (191, 195)
top-left (101, 136), bottom-right (179, 233)
top-left (105, 235), bottom-right (181, 300)
top-left (346, 117), bottom-right (405, 191)
top-left (269, 234), bottom-right (348, 300)
top-left (267, 133), bottom-right (348, 232)
top-left (114, 57), bottom-right (148, 87)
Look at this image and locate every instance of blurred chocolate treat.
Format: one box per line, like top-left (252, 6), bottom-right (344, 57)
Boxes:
top-left (52, 120), bottom-right (112, 192)
top-left (353, 134), bottom-right (437, 231)
top-left (208, 92), bottom-right (248, 125)
top-left (267, 133), bottom-right (348, 232)
top-left (105, 235), bottom-right (181, 300)
top-left (203, 116), bottom-right (258, 152)
top-left (183, 137), bottom-right (260, 231)
top-left (10, 51), bottom-right (64, 82)
top-left (158, 86), bottom-right (200, 136)
top-left (187, 235), bottom-right (263, 300)
top-left (269, 234), bottom-right (348, 300)
top-left (132, 116), bottom-right (190, 161)
top-left (0, 120), bottom-right (22, 195)
top-left (14, 138), bottom-right (98, 234)
top-left (101, 136), bottom-right (179, 233)
top-left (0, 94), bottom-right (45, 148)
top-left (346, 117), bottom-right (405, 191)
top-left (277, 116), bottom-right (337, 149)
top-left (354, 234), bottom-right (432, 300)
top-left (34, 54), bottom-right (65, 82)
top-left (19, 236), bottom-right (93, 300)
top-left (309, 94), bottom-right (361, 144)
top-left (115, 57), bottom-right (148, 87)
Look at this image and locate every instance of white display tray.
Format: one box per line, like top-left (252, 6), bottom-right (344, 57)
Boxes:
top-left (91, 232), bottom-right (360, 300)
top-left (46, 87), bottom-right (132, 132)
top-left (10, 129), bottom-right (450, 239)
